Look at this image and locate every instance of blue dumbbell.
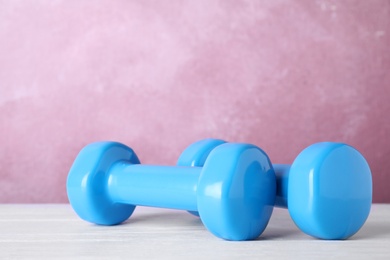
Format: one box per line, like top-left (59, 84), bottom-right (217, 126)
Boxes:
top-left (273, 142), bottom-right (372, 239)
top-left (187, 139), bottom-right (372, 239)
top-left (67, 140), bottom-right (276, 241)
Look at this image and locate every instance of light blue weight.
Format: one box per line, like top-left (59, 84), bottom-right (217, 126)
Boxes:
top-left (273, 142), bottom-right (372, 240)
top-left (192, 139), bottom-right (372, 240)
top-left (67, 140), bottom-right (276, 241)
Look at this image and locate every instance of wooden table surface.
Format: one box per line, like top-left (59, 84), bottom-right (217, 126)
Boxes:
top-left (0, 204), bottom-right (389, 259)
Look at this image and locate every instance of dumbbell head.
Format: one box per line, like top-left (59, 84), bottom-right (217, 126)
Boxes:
top-left (288, 142), bottom-right (372, 239)
top-left (177, 138), bottom-right (226, 216)
top-left (67, 142), bottom-right (140, 225)
top-left (197, 143), bottom-right (276, 240)
top-left (177, 138), bottom-right (226, 167)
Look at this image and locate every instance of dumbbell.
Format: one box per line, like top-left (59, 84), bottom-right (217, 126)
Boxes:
top-left (272, 142), bottom-right (372, 239)
top-left (67, 140), bottom-right (276, 241)
top-left (188, 139), bottom-right (372, 239)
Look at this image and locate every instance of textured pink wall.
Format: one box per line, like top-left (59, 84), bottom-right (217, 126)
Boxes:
top-left (0, 1), bottom-right (389, 203)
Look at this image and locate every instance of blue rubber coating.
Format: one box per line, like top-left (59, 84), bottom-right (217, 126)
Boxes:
top-left (275, 142), bottom-right (372, 240)
top-left (67, 141), bottom-right (276, 241)
top-left (107, 164), bottom-right (201, 211)
top-left (67, 142), bottom-right (140, 225)
top-left (198, 143), bottom-right (276, 241)
top-left (177, 139), bottom-right (227, 167)
top-left (177, 138), bottom-right (226, 216)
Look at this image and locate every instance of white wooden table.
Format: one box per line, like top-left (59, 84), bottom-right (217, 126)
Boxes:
top-left (0, 204), bottom-right (388, 259)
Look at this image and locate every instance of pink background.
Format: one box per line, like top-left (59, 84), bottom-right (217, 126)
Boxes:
top-left (0, 1), bottom-right (389, 203)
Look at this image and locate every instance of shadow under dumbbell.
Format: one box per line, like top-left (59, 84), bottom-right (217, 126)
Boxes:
top-left (256, 228), bottom-right (302, 241)
top-left (118, 206), bottom-right (301, 240)
top-left (120, 207), bottom-right (300, 240)
top-left (121, 208), bottom-right (203, 227)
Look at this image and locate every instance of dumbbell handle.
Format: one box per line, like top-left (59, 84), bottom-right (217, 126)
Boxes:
top-left (108, 162), bottom-right (201, 212)
top-left (109, 162), bottom-right (288, 211)
top-left (273, 164), bottom-right (290, 208)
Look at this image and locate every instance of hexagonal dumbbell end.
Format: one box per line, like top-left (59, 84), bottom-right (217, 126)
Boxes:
top-left (197, 143), bottom-right (276, 240)
top-left (67, 142), bottom-right (140, 225)
top-left (274, 142), bottom-right (372, 239)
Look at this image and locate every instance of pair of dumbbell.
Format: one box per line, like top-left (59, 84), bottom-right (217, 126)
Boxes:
top-left (67, 139), bottom-right (372, 241)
